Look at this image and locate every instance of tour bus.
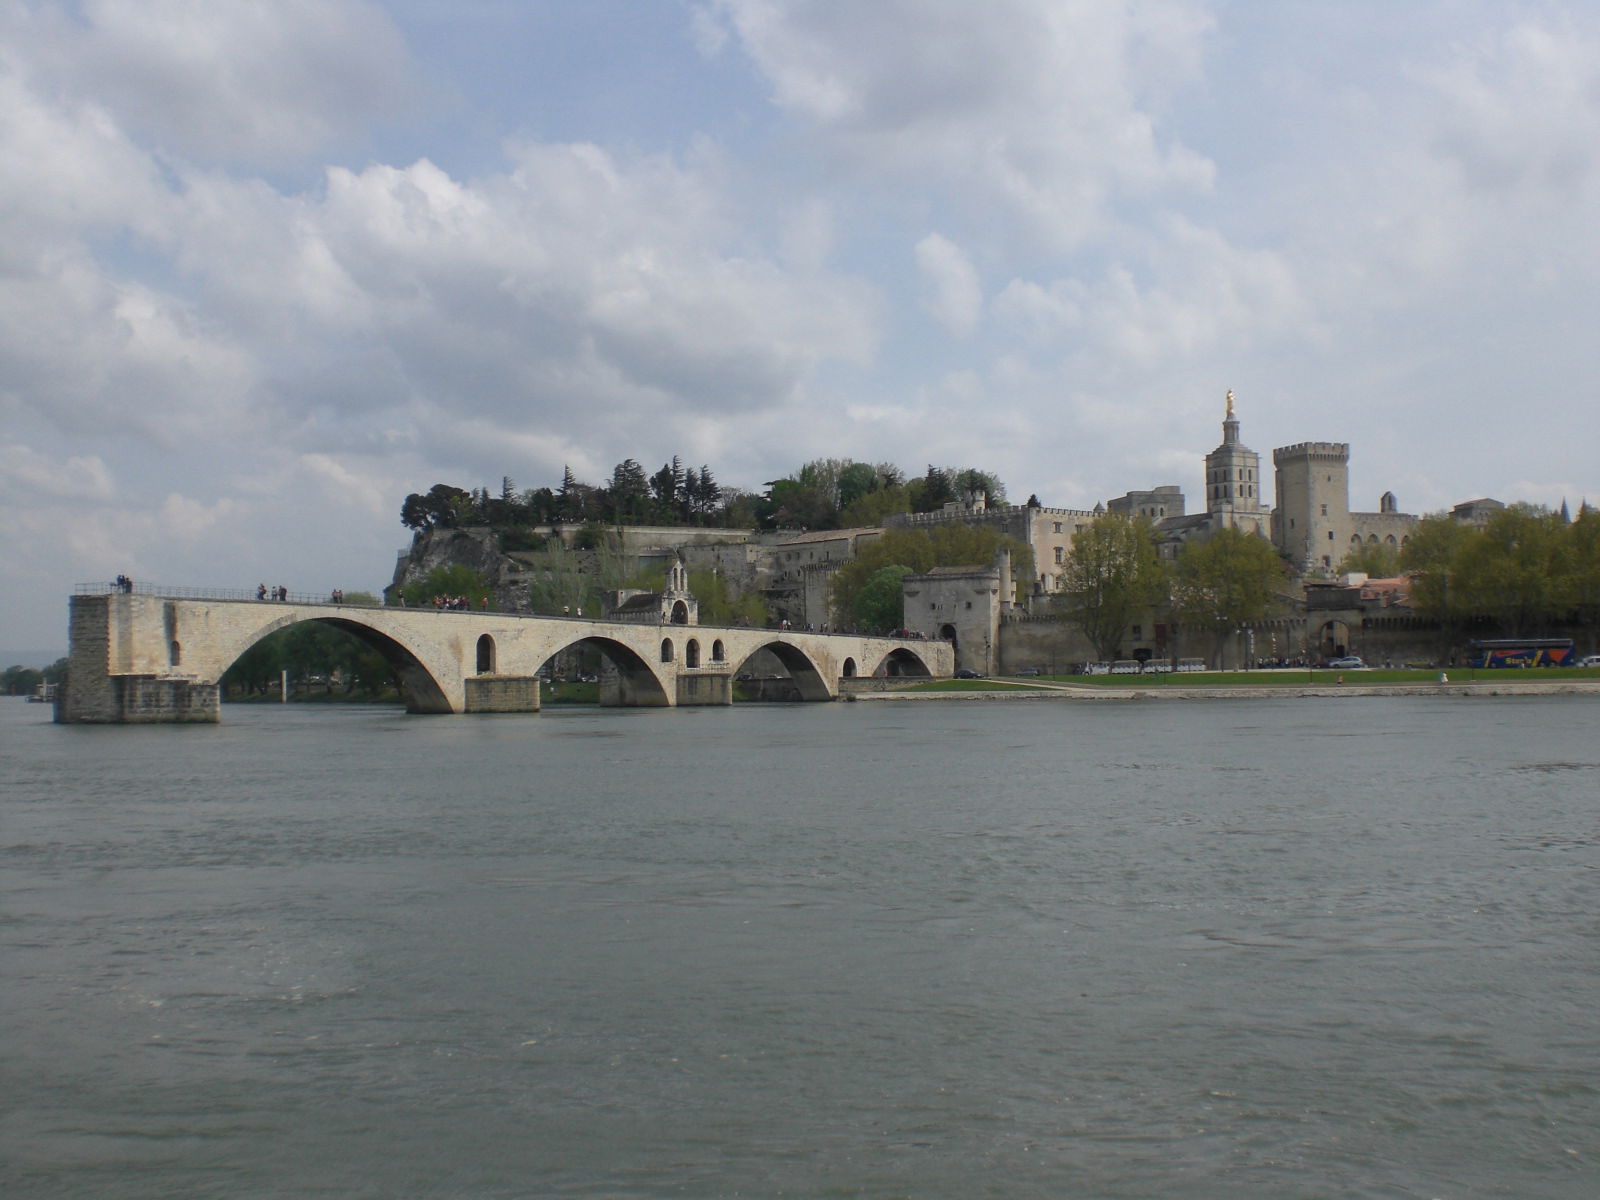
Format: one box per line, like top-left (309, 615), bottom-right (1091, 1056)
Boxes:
top-left (1465, 638), bottom-right (1575, 668)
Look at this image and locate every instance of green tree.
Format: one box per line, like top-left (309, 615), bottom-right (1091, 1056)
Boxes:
top-left (221, 635), bottom-right (284, 696)
top-left (909, 465), bottom-right (956, 513)
top-left (951, 467), bottom-right (1006, 505)
top-left (220, 622), bottom-right (397, 699)
top-left (688, 568), bottom-right (769, 627)
top-left (1401, 514), bottom-right (1476, 646)
top-left (836, 461), bottom-right (880, 512)
top-left (853, 564), bottom-right (915, 632)
top-left (1568, 505), bottom-right (1600, 648)
top-left (839, 483), bottom-right (913, 527)
top-left (400, 483), bottom-right (472, 531)
top-left (606, 459), bottom-right (651, 523)
top-left (1336, 541), bottom-right (1402, 578)
top-left (401, 565), bottom-right (492, 608)
top-left (759, 460), bottom-right (840, 529)
top-left (524, 540), bottom-right (634, 615)
top-left (3, 664), bottom-right (43, 695)
top-left (650, 457), bottom-right (687, 520)
top-left (1058, 513), bottom-right (1167, 660)
top-left (829, 524), bottom-right (1032, 626)
top-left (1171, 529), bottom-right (1286, 666)
top-left (1454, 504), bottom-right (1572, 636)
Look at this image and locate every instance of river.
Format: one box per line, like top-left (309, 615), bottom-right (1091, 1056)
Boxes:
top-left (3, 694), bottom-right (1598, 1198)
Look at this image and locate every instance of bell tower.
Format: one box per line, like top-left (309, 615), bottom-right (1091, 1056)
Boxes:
top-left (1204, 390), bottom-right (1269, 534)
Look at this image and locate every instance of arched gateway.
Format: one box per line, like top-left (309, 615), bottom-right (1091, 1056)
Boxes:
top-left (57, 589), bottom-right (950, 723)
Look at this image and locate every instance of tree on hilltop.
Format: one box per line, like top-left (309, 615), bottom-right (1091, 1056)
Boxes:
top-left (401, 484), bottom-right (473, 531)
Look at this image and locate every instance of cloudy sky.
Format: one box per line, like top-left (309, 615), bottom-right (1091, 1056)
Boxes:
top-left (4, 0), bottom-right (1598, 653)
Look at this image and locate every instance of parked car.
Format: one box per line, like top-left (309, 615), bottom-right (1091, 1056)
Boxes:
top-left (1015, 667), bottom-right (1041, 677)
top-left (1327, 656), bottom-right (1366, 669)
top-left (954, 668), bottom-right (982, 679)
top-left (1578, 655), bottom-right (1600, 668)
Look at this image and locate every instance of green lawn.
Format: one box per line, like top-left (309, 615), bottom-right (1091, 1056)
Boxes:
top-left (994, 667), bottom-right (1600, 687)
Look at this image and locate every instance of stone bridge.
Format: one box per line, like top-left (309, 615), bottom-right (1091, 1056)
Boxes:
top-left (57, 588), bottom-right (952, 723)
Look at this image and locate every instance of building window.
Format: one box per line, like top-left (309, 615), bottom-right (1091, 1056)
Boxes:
top-left (1054, 547), bottom-right (1064, 564)
top-left (1053, 521), bottom-right (1062, 533)
top-left (1320, 504), bottom-right (1328, 516)
top-left (1328, 530), bottom-right (1335, 540)
top-left (1132, 625), bottom-right (1142, 638)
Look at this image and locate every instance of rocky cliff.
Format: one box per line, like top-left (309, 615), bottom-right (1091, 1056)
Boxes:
top-left (388, 528), bottom-right (525, 606)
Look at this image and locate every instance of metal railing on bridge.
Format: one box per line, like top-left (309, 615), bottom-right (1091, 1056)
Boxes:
top-left (77, 582), bottom-right (359, 606)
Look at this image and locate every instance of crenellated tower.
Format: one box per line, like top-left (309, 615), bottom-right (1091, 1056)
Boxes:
top-left (1272, 441), bottom-right (1351, 574)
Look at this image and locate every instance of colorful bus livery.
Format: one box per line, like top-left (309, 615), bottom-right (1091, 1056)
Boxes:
top-left (1466, 638), bottom-right (1575, 668)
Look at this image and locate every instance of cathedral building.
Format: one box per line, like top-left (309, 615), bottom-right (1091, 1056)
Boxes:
top-left (1111, 392), bottom-right (1419, 577)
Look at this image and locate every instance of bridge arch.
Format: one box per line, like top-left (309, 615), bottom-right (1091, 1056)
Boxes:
top-left (873, 647), bottom-right (935, 677)
top-left (685, 638), bottom-right (701, 668)
top-left (217, 613), bottom-right (457, 714)
top-left (731, 639), bottom-right (832, 702)
top-left (476, 634), bottom-right (496, 674)
top-left (549, 635), bottom-right (671, 707)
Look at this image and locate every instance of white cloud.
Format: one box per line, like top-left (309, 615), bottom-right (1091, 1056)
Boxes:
top-left (26, 0), bottom-right (417, 167)
top-left (914, 233), bottom-right (982, 337)
top-left (0, 442), bottom-right (115, 503)
top-left (0, 245), bottom-right (258, 443)
top-left (702, 0), bottom-right (1216, 248)
top-left (1422, 21), bottom-right (1600, 202)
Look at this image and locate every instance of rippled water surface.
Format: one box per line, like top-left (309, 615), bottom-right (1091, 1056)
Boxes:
top-left (4, 695), bottom-right (1599, 1198)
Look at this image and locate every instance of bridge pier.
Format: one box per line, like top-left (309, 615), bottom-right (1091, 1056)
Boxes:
top-left (676, 672), bottom-right (733, 706)
top-left (463, 675), bottom-right (542, 713)
top-left (56, 595), bottom-right (223, 723)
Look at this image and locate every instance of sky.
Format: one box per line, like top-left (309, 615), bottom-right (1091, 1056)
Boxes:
top-left (4, 0), bottom-right (1599, 654)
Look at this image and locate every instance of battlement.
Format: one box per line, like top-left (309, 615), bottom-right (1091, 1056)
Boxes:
top-left (885, 503), bottom-right (1094, 528)
top-left (1274, 442), bottom-right (1349, 464)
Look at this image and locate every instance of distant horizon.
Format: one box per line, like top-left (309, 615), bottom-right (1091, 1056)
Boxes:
top-left (2, 650), bottom-right (67, 670)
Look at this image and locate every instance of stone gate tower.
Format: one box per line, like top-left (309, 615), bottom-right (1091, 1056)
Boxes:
top-left (1204, 391), bottom-right (1270, 536)
top-left (1272, 441), bottom-right (1351, 574)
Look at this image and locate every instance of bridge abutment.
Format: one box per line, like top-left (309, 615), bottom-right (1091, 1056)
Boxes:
top-left (57, 595), bottom-right (223, 723)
